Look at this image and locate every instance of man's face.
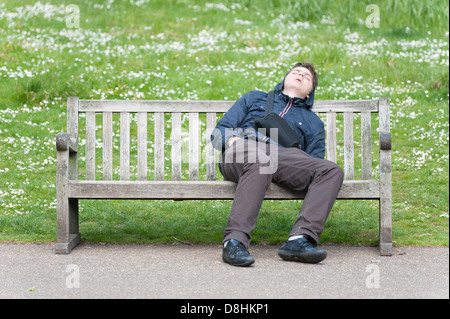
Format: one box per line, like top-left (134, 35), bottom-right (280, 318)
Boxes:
top-left (283, 67), bottom-right (314, 99)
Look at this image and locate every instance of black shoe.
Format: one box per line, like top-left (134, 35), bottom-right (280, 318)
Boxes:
top-left (222, 239), bottom-right (255, 267)
top-left (278, 237), bottom-right (327, 264)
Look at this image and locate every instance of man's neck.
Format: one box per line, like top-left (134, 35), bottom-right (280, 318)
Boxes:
top-left (282, 88), bottom-right (307, 99)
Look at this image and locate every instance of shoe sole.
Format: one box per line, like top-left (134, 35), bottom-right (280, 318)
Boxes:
top-left (278, 249), bottom-right (327, 264)
top-left (222, 255), bottom-right (255, 267)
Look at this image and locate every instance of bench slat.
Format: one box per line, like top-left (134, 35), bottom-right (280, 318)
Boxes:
top-left (206, 113), bottom-right (217, 181)
top-left (154, 112), bottom-right (165, 181)
top-left (361, 111), bottom-right (372, 180)
top-left (79, 100), bottom-right (233, 113)
top-left (67, 98), bottom-right (79, 181)
top-left (344, 112), bottom-right (354, 180)
top-left (313, 100), bottom-right (378, 113)
top-left (69, 180), bottom-right (380, 200)
top-left (189, 112), bottom-right (199, 181)
top-left (326, 112), bottom-right (337, 163)
top-left (102, 112), bottom-right (113, 180)
top-left (78, 99), bottom-right (378, 113)
top-left (171, 112), bottom-right (182, 181)
top-left (137, 112), bottom-right (147, 181)
top-left (85, 112), bottom-right (96, 180)
top-left (120, 112), bottom-right (130, 181)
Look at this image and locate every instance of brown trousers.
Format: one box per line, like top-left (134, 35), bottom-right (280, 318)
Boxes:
top-left (219, 139), bottom-right (344, 248)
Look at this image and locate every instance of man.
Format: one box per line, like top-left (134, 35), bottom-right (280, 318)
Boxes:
top-left (210, 62), bottom-right (344, 267)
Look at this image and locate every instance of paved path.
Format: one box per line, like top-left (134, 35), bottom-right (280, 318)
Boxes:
top-left (0, 243), bottom-right (448, 299)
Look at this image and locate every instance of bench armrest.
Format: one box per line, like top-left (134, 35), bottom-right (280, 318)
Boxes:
top-left (56, 132), bottom-right (78, 153)
top-left (380, 132), bottom-right (391, 150)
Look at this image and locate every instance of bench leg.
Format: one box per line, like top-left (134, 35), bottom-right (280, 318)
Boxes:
top-left (55, 233), bottom-right (81, 254)
top-left (56, 132), bottom-right (81, 254)
top-left (379, 242), bottom-right (392, 256)
top-left (379, 98), bottom-right (393, 256)
top-left (379, 183), bottom-right (393, 256)
top-left (56, 198), bottom-right (81, 254)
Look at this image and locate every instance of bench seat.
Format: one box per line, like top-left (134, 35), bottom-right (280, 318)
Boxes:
top-left (68, 180), bottom-right (381, 200)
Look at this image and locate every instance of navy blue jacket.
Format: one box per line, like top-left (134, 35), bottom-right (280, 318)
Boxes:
top-left (211, 81), bottom-right (325, 159)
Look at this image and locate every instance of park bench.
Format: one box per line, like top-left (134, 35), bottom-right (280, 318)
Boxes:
top-left (55, 97), bottom-right (392, 255)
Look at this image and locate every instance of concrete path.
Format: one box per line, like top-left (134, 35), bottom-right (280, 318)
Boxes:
top-left (0, 243), bottom-right (448, 299)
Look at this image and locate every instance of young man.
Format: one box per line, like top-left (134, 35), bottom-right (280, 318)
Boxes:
top-left (211, 63), bottom-right (344, 267)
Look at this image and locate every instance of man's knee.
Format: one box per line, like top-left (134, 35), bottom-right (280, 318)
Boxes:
top-left (325, 161), bottom-right (344, 181)
top-left (316, 160), bottom-right (344, 181)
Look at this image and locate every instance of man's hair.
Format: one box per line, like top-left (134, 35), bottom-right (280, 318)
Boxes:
top-left (289, 62), bottom-right (318, 94)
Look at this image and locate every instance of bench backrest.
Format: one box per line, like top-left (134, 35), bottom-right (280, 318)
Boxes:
top-left (67, 97), bottom-right (390, 182)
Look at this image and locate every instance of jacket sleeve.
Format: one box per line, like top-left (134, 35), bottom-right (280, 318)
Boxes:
top-left (210, 92), bottom-right (252, 152)
top-left (304, 121), bottom-right (325, 159)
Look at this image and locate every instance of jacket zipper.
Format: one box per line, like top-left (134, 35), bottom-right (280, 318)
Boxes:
top-left (279, 97), bottom-right (293, 118)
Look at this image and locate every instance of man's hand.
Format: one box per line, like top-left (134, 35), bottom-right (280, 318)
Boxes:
top-left (227, 136), bottom-right (240, 147)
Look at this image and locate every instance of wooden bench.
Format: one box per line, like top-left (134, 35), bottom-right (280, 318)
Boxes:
top-left (56, 97), bottom-right (392, 255)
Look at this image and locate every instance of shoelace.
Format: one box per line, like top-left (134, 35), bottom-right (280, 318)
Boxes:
top-left (229, 243), bottom-right (248, 257)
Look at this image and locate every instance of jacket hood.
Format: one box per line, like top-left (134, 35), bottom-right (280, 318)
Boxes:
top-left (274, 74), bottom-right (315, 108)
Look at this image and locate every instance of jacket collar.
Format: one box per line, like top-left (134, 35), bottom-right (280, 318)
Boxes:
top-left (274, 81), bottom-right (315, 108)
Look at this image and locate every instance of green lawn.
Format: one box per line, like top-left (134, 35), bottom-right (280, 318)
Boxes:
top-left (0, 0), bottom-right (448, 247)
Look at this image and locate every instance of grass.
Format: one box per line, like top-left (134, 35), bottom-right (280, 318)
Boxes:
top-left (0, 0), bottom-right (448, 247)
